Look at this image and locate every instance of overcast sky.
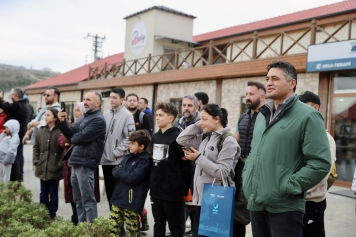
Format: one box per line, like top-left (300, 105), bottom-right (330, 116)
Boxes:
top-left (0, 0), bottom-right (344, 73)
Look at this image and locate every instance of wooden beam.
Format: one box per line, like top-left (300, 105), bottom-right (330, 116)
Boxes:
top-left (77, 54), bottom-right (307, 90)
top-left (318, 72), bottom-right (330, 127)
top-left (216, 80), bottom-right (222, 106)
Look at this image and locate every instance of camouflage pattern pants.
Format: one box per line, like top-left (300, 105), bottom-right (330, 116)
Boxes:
top-left (109, 205), bottom-right (140, 237)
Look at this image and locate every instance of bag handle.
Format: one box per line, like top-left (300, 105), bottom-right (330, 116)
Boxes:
top-left (212, 169), bottom-right (228, 189)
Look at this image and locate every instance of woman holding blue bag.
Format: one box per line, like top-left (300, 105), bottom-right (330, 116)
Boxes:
top-left (177, 103), bottom-right (240, 237)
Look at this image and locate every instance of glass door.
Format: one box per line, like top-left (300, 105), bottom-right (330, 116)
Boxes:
top-left (330, 72), bottom-right (356, 182)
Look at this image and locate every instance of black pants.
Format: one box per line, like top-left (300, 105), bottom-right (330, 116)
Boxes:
top-left (70, 202), bottom-right (78, 225)
top-left (250, 210), bottom-right (303, 237)
top-left (303, 199), bottom-right (326, 237)
top-left (10, 143), bottom-right (23, 182)
top-left (233, 222), bottom-right (246, 237)
top-left (151, 197), bottom-right (185, 237)
top-left (102, 165), bottom-right (117, 210)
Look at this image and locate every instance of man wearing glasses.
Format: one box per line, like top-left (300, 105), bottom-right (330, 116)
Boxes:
top-left (0, 88), bottom-right (30, 182)
top-left (22, 87), bottom-right (61, 145)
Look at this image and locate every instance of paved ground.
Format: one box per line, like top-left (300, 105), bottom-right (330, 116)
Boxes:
top-left (23, 145), bottom-right (356, 237)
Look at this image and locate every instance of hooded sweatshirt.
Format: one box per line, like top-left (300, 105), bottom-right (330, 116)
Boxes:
top-left (0, 120), bottom-right (20, 164)
top-left (100, 104), bottom-right (136, 165)
top-left (150, 127), bottom-right (193, 201)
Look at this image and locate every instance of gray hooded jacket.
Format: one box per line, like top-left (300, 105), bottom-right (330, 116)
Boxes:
top-left (0, 120), bottom-right (20, 164)
top-left (100, 104), bottom-right (136, 165)
top-left (176, 121), bottom-right (240, 206)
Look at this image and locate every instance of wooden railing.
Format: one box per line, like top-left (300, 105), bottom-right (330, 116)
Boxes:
top-left (88, 17), bottom-right (356, 80)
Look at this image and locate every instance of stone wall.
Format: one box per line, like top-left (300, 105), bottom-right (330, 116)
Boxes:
top-left (156, 80), bottom-right (216, 104)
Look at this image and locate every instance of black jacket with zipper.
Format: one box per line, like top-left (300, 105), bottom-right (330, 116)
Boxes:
top-left (110, 151), bottom-right (152, 213)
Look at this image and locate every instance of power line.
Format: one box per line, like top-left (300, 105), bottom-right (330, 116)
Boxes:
top-left (85, 33), bottom-right (106, 61)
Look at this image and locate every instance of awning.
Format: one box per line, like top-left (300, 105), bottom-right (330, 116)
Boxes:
top-left (154, 35), bottom-right (200, 46)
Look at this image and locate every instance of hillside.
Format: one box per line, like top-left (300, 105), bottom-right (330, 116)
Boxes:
top-left (0, 64), bottom-right (61, 92)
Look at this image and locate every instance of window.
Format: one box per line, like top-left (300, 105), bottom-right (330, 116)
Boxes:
top-left (334, 72), bottom-right (356, 94)
top-left (170, 98), bottom-right (182, 117)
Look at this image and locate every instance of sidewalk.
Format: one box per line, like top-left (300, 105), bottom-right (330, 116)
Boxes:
top-left (23, 144), bottom-right (356, 237)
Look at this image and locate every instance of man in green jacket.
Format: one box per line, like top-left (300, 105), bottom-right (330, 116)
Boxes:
top-left (242, 61), bottom-right (331, 237)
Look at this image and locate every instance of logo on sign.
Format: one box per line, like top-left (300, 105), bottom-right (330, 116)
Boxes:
top-left (212, 204), bottom-right (218, 214)
top-left (316, 64), bottom-right (322, 70)
top-left (130, 21), bottom-right (147, 56)
top-left (350, 41), bottom-right (356, 54)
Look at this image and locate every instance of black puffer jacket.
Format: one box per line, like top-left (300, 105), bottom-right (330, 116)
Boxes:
top-left (110, 151), bottom-right (152, 213)
top-left (59, 110), bottom-right (106, 169)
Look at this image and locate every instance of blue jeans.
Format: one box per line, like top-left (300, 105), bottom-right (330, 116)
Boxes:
top-left (40, 179), bottom-right (60, 219)
top-left (250, 210), bottom-right (304, 237)
top-left (71, 165), bottom-right (97, 223)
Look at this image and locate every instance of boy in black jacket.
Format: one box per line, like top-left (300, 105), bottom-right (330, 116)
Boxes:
top-left (109, 130), bottom-right (152, 237)
top-left (150, 102), bottom-right (192, 237)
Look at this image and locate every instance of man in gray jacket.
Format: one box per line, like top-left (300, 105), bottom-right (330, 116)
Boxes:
top-left (100, 88), bottom-right (135, 210)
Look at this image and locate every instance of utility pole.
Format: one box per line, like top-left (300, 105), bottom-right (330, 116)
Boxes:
top-left (85, 33), bottom-right (105, 61)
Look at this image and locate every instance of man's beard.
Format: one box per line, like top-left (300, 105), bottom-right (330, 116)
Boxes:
top-left (46, 99), bottom-right (54, 105)
top-left (183, 110), bottom-right (196, 122)
top-left (85, 104), bottom-right (95, 113)
top-left (247, 97), bottom-right (261, 110)
top-left (127, 106), bottom-right (137, 112)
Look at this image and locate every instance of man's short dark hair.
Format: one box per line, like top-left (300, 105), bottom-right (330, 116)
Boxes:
top-left (126, 93), bottom-right (139, 101)
top-left (47, 86), bottom-right (60, 101)
top-left (194, 92), bottom-right (209, 105)
top-left (111, 88), bottom-right (125, 99)
top-left (129, 130), bottom-right (151, 150)
top-left (140, 97), bottom-right (148, 105)
top-left (247, 81), bottom-right (266, 94)
top-left (155, 101), bottom-right (178, 120)
top-left (267, 61), bottom-right (297, 92)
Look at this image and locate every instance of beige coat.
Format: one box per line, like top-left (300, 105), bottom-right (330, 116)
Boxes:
top-left (306, 132), bottom-right (336, 202)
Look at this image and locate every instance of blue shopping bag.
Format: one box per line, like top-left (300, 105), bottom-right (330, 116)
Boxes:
top-left (198, 175), bottom-right (235, 237)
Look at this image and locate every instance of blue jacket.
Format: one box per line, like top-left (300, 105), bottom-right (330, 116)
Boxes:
top-left (59, 110), bottom-right (106, 169)
top-left (110, 151), bottom-right (152, 214)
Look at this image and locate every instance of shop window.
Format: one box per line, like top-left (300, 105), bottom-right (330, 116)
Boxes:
top-left (331, 96), bottom-right (356, 181)
top-left (334, 72), bottom-right (356, 94)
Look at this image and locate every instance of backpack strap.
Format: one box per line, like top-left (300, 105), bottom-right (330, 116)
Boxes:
top-left (139, 111), bottom-right (145, 125)
top-left (217, 132), bottom-right (234, 153)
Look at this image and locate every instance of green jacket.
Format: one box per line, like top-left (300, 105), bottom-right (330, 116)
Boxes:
top-left (242, 95), bottom-right (331, 213)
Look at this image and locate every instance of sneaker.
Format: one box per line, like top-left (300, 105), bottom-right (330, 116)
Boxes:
top-left (184, 230), bottom-right (192, 236)
top-left (140, 214), bottom-right (149, 231)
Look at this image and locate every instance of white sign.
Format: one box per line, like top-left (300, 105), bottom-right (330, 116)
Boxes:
top-left (307, 40), bottom-right (356, 72)
top-left (130, 21), bottom-right (147, 56)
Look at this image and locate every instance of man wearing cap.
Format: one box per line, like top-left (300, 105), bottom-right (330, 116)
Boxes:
top-left (242, 61), bottom-right (331, 237)
top-left (299, 91), bottom-right (336, 237)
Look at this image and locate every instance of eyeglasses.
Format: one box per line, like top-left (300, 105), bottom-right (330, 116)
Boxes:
top-left (43, 93), bottom-right (54, 97)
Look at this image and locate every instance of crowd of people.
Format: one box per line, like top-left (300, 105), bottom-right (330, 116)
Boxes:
top-left (0, 60), bottom-right (338, 237)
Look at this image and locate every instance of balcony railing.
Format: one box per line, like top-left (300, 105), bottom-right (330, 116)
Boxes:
top-left (88, 17), bottom-right (356, 80)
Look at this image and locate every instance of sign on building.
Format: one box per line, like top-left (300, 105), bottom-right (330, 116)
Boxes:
top-left (130, 21), bottom-right (147, 56)
top-left (307, 39), bottom-right (356, 72)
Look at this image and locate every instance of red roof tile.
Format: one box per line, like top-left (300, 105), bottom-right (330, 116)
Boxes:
top-left (193, 0), bottom-right (356, 42)
top-left (25, 53), bottom-right (124, 89)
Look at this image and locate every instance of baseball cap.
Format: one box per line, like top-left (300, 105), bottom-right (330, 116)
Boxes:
top-left (299, 91), bottom-right (320, 106)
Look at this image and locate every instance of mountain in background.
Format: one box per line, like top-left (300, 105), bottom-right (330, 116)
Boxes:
top-left (0, 64), bottom-right (61, 92)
